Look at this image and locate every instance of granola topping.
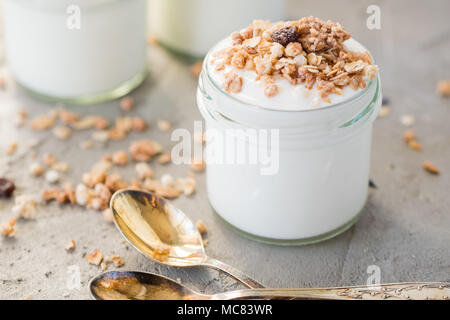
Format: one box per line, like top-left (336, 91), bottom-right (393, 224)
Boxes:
top-left (209, 17), bottom-right (379, 110)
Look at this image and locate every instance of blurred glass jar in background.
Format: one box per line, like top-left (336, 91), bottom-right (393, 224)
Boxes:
top-left (3, 0), bottom-right (147, 104)
top-left (149, 0), bottom-right (286, 58)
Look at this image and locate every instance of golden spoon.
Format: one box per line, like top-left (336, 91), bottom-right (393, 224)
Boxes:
top-left (109, 189), bottom-right (263, 289)
top-left (89, 271), bottom-right (450, 300)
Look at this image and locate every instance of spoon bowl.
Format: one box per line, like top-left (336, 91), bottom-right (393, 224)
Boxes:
top-left (89, 270), bottom-right (203, 300)
top-left (110, 189), bottom-right (264, 288)
top-left (111, 189), bottom-right (206, 267)
top-left (90, 271), bottom-right (450, 300)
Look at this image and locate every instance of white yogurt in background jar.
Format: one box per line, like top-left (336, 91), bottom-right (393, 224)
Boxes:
top-left (3, 0), bottom-right (147, 104)
top-left (148, 0), bottom-right (286, 58)
top-left (197, 18), bottom-right (381, 245)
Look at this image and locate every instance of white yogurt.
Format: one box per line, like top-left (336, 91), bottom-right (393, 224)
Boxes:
top-left (3, 0), bottom-right (147, 103)
top-left (197, 36), bottom-right (381, 244)
top-left (149, 0), bottom-right (286, 57)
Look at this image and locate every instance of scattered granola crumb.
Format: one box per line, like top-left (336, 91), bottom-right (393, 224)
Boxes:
top-left (378, 106), bottom-right (391, 118)
top-left (52, 162), bottom-right (70, 172)
top-left (62, 182), bottom-right (76, 204)
top-left (128, 180), bottom-right (142, 190)
top-left (196, 220), bottom-right (207, 235)
top-left (41, 188), bottom-right (59, 202)
top-left (12, 195), bottom-right (37, 219)
top-left (6, 142), bottom-right (17, 155)
top-left (71, 116), bottom-right (97, 131)
top-left (120, 96), bottom-right (135, 111)
top-left (160, 174), bottom-right (175, 187)
top-left (190, 158), bottom-right (206, 172)
top-left (112, 150), bottom-right (129, 166)
top-left (129, 140), bottom-right (162, 161)
top-left (183, 177), bottom-right (196, 196)
top-left (400, 114), bottom-right (415, 127)
top-left (144, 179), bottom-right (180, 199)
top-left (408, 140), bottom-right (422, 151)
top-left (94, 116), bottom-right (109, 130)
top-left (109, 256), bottom-right (125, 268)
top-left (28, 139), bottom-right (41, 149)
top-left (135, 162), bottom-right (154, 180)
top-left (131, 117), bottom-right (147, 132)
top-left (45, 170), bottom-right (60, 184)
top-left (1, 218), bottom-right (17, 237)
top-left (437, 80), bottom-right (450, 96)
top-left (75, 184), bottom-right (91, 206)
top-left (94, 183), bottom-right (112, 204)
top-left (108, 127), bottom-right (126, 141)
top-left (115, 117), bottom-right (133, 133)
top-left (403, 129), bottom-right (415, 142)
top-left (90, 197), bottom-right (107, 211)
top-left (175, 177), bottom-right (196, 196)
top-left (29, 113), bottom-right (57, 131)
top-left (158, 153), bottom-right (171, 164)
top-left (423, 161), bottom-right (440, 175)
top-left (59, 109), bottom-right (79, 124)
top-left (102, 208), bottom-right (114, 223)
top-left (52, 126), bottom-right (72, 140)
top-left (0, 178), bottom-right (15, 198)
top-left (64, 239), bottom-right (76, 251)
top-left (80, 140), bottom-right (94, 149)
top-left (29, 162), bottom-right (45, 176)
top-left (92, 130), bottom-right (110, 143)
top-left (43, 153), bottom-right (57, 167)
top-left (190, 61), bottom-right (203, 77)
top-left (104, 173), bottom-right (127, 192)
top-left (86, 250), bottom-right (103, 266)
top-left (82, 170), bottom-right (107, 188)
top-left (157, 120), bottom-right (171, 132)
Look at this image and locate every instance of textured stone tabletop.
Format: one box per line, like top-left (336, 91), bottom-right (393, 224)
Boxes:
top-left (0, 0), bottom-right (449, 299)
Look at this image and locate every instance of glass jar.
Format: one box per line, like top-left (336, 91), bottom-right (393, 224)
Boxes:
top-left (149, 0), bottom-right (286, 58)
top-left (197, 46), bottom-right (382, 245)
top-left (3, 0), bottom-right (147, 104)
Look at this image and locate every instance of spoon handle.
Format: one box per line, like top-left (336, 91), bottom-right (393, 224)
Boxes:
top-left (214, 282), bottom-right (450, 300)
top-left (204, 257), bottom-right (264, 289)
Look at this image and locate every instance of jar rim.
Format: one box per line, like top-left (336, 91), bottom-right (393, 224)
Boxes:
top-left (203, 39), bottom-right (378, 114)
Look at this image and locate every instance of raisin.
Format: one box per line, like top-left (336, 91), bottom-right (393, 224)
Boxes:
top-left (271, 26), bottom-right (300, 47)
top-left (0, 178), bottom-right (15, 198)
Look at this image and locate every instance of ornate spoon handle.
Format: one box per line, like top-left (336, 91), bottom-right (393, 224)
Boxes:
top-left (214, 282), bottom-right (450, 300)
top-left (203, 257), bottom-right (264, 289)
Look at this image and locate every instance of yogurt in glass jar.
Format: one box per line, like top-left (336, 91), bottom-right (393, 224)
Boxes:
top-left (3, 0), bottom-right (147, 104)
top-left (197, 18), bottom-right (381, 245)
top-left (149, 0), bottom-right (286, 58)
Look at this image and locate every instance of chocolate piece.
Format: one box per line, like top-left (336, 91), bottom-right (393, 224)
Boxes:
top-left (0, 178), bottom-right (15, 198)
top-left (271, 26), bottom-right (299, 47)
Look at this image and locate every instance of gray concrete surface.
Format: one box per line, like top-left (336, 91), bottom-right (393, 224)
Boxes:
top-left (0, 0), bottom-right (449, 299)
